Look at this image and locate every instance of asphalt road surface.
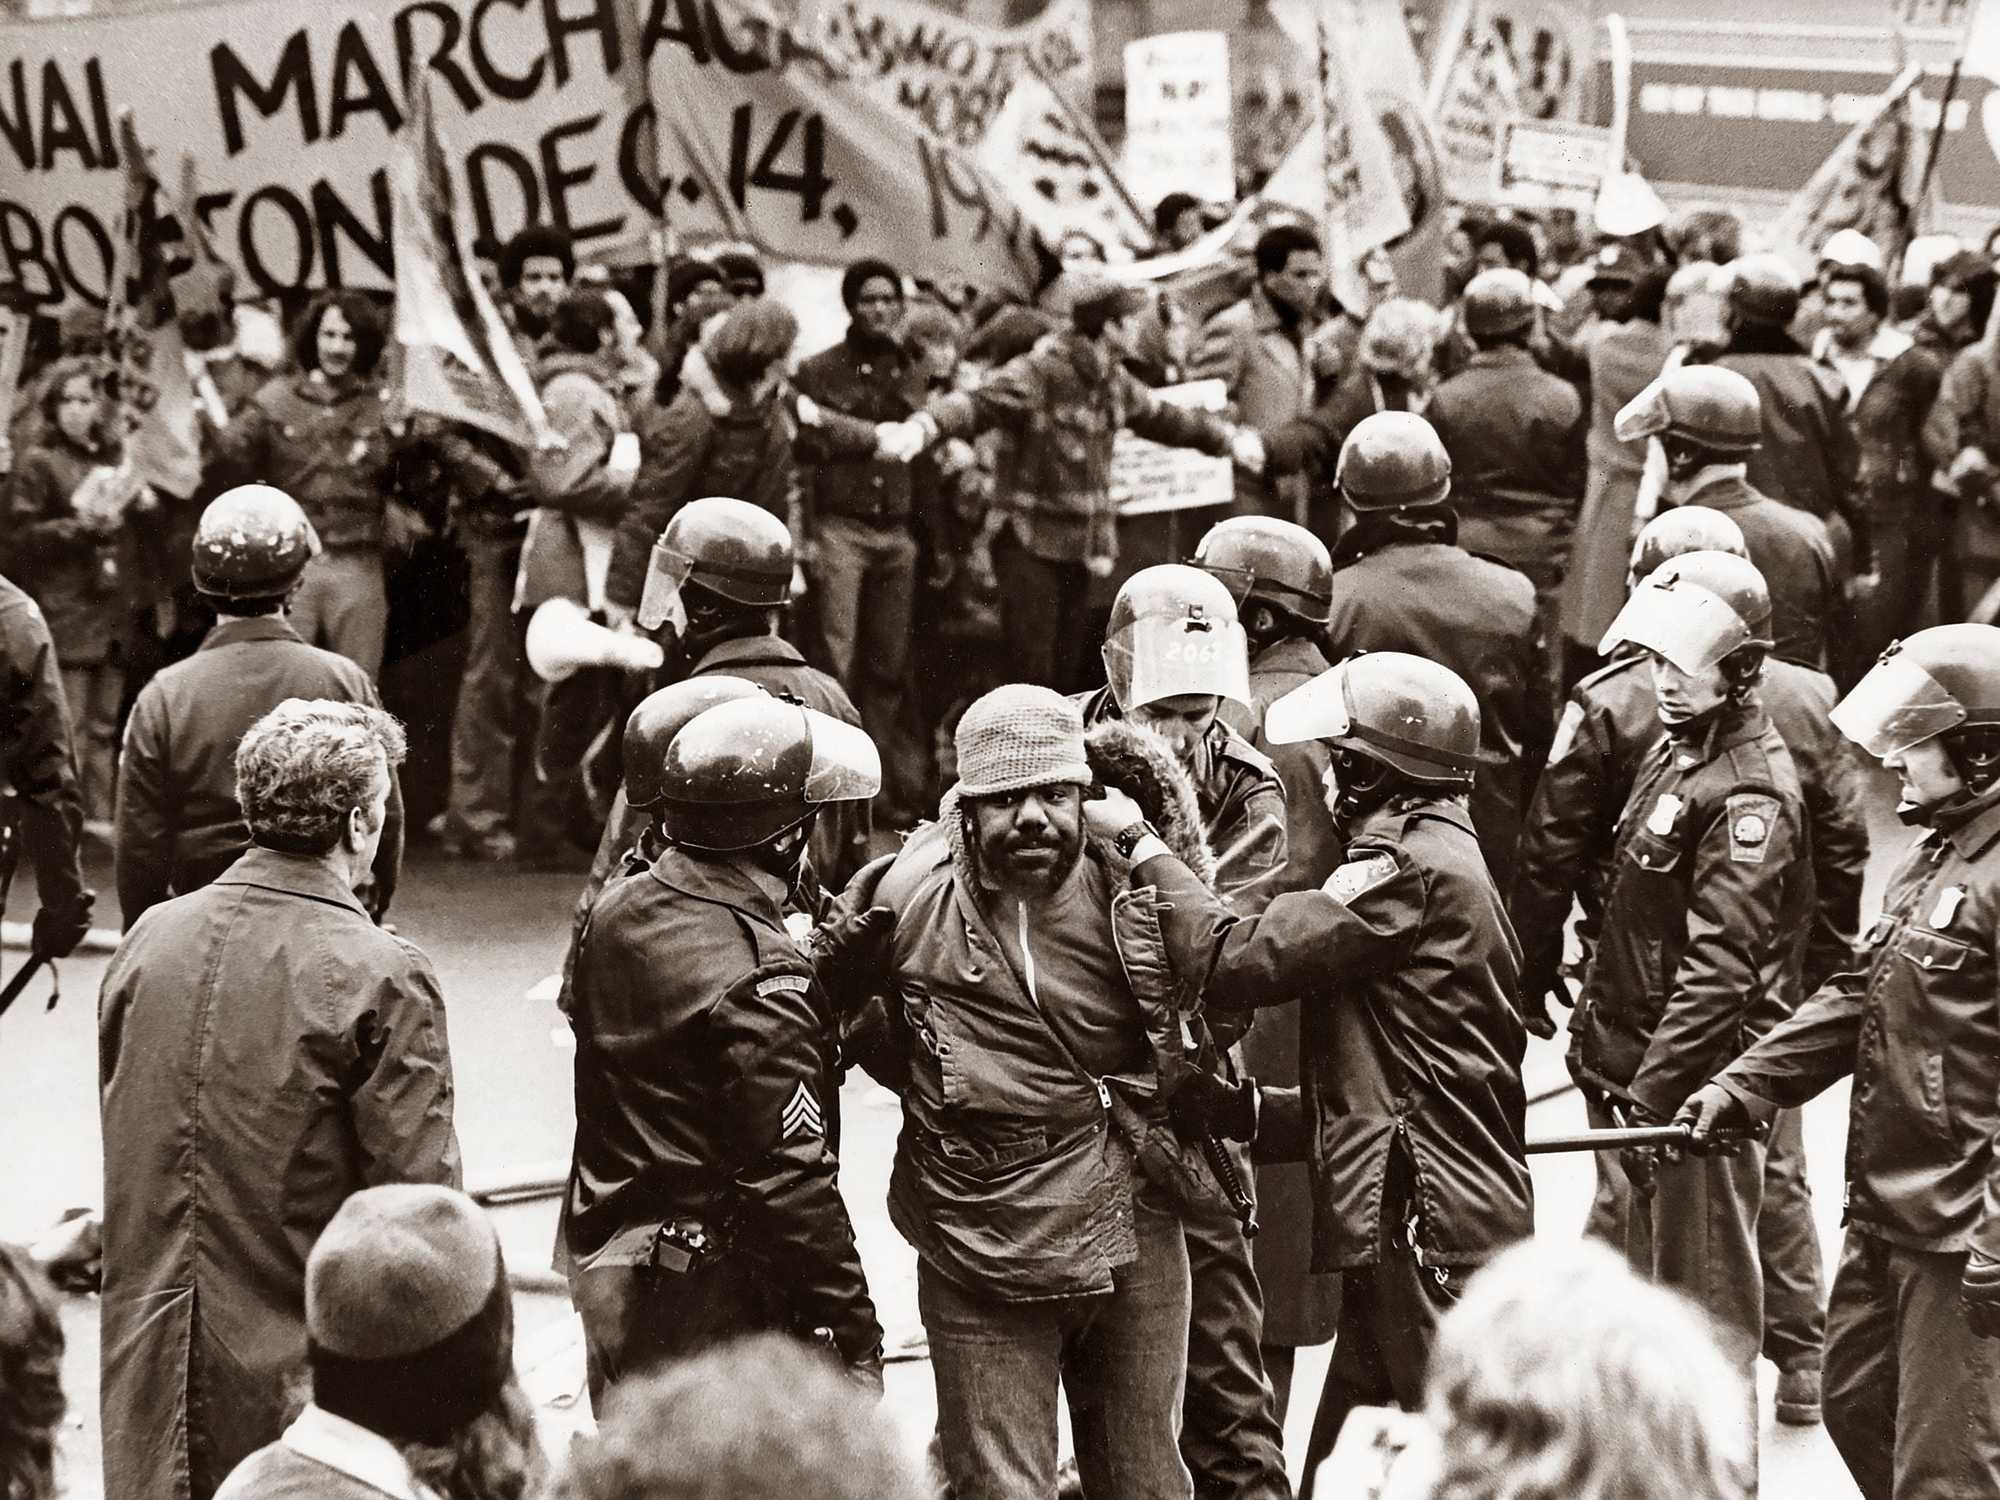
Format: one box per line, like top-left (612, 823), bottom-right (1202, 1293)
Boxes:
top-left (2, 769), bottom-right (1913, 1498)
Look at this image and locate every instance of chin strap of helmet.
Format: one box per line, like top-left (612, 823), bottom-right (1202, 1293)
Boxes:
top-left (1945, 726), bottom-right (2000, 798)
top-left (747, 810), bottom-right (819, 880)
top-left (1328, 748), bottom-right (1399, 841)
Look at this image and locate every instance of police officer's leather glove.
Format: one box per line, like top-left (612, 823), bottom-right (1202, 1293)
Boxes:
top-left (1673, 1083), bottom-right (1750, 1154)
top-left (32, 889), bottom-right (94, 959)
top-left (1963, 1254), bottom-right (2000, 1340)
top-left (1170, 1069), bottom-right (1258, 1143)
top-left (804, 905), bottom-right (896, 1011)
top-left (1618, 1103), bottom-right (1676, 1193)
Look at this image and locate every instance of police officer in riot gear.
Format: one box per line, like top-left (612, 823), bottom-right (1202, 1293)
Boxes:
top-left (1572, 550), bottom-right (1812, 1471)
top-left (1074, 561), bottom-right (1292, 1500)
top-left (1679, 623), bottom-right (2000, 1497)
top-left (564, 695), bottom-right (889, 1406)
top-left (1617, 363), bottom-right (1838, 671)
top-left (0, 573), bottom-right (93, 976)
top-left (1194, 515), bottom-right (1344, 1417)
top-left (1514, 507), bottom-right (1864, 1425)
top-left (1086, 652), bottom-right (1533, 1500)
top-left (1313, 411), bottom-right (1553, 891)
top-left (609, 676), bottom-right (768, 876)
top-left (115, 484), bottom-right (403, 927)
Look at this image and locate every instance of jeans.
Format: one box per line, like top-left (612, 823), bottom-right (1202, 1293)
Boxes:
top-left (1180, 1183), bottom-right (1290, 1500)
top-left (60, 659), bottom-right (122, 822)
top-left (921, 1202), bottom-right (1194, 1500)
top-left (813, 516), bottom-right (921, 813)
top-left (990, 527), bottom-right (1097, 693)
top-left (288, 547), bottom-right (387, 677)
top-left (445, 530), bottom-right (525, 843)
top-left (1823, 1232), bottom-right (2000, 1500)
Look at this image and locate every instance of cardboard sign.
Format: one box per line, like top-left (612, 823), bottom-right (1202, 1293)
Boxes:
top-left (1493, 118), bottom-right (1616, 209)
top-left (1112, 379), bottom-right (1234, 517)
top-left (1123, 32), bottom-right (1234, 207)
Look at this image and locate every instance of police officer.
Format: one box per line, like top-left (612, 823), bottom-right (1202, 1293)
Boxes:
top-left (1572, 549), bottom-right (1811, 1467)
top-left (564, 694), bottom-right (888, 1406)
top-left (115, 485), bottom-right (403, 928)
top-left (1086, 652), bottom-right (1533, 1500)
top-left (1512, 509), bottom-right (1866, 1425)
top-left (1618, 364), bottom-right (1838, 672)
top-left (0, 572), bottom-right (93, 970)
top-left (1679, 624), bottom-right (2000, 1499)
top-left (1193, 516), bottom-right (1343, 1422)
top-left (1074, 562), bottom-right (1291, 1500)
top-left (1317, 411), bottom-right (1553, 891)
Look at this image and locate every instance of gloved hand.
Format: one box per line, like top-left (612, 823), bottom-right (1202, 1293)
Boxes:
top-left (1619, 1103), bottom-right (1674, 1195)
top-left (1963, 1252), bottom-right (2000, 1340)
top-left (1672, 1083), bottom-right (1750, 1153)
top-left (32, 889), bottom-right (94, 959)
top-left (805, 905), bottom-right (896, 1009)
top-left (1170, 1069), bottom-right (1258, 1142)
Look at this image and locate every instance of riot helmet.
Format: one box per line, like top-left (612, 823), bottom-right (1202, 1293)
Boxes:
top-left (637, 496), bottom-right (794, 633)
top-left (191, 484), bottom-right (321, 601)
top-left (1266, 652), bottom-right (1480, 786)
top-left (1600, 550), bottom-right (1773, 677)
top-left (1832, 624), bottom-right (2000, 793)
top-left (1193, 516), bottom-right (1334, 628)
top-left (622, 676), bottom-right (766, 811)
top-left (1102, 565), bottom-right (1251, 712)
top-left (1462, 268), bottom-right (1537, 340)
top-left (1337, 412), bottom-right (1452, 512)
top-left (655, 697), bottom-right (880, 854)
top-left (1615, 365), bottom-right (1762, 457)
top-left (1628, 505), bottom-right (1747, 586)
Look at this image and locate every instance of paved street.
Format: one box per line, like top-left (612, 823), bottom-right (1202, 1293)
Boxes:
top-left (2, 771), bottom-right (1911, 1497)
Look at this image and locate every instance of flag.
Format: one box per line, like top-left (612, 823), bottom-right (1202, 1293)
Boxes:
top-left (1426, 0), bottom-right (1524, 204)
top-left (105, 112), bottom-right (202, 501)
top-left (1311, 6), bottom-right (1411, 262)
top-left (1770, 63), bottom-right (1929, 275)
top-left (976, 64), bottom-right (1151, 252)
top-left (388, 70), bottom-right (551, 452)
top-left (1349, 0), bottom-right (1449, 302)
top-left (646, 0), bottom-right (1050, 298)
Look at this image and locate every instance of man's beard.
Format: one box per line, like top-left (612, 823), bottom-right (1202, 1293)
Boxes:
top-left (400, 1374), bottom-right (547, 1500)
top-left (979, 827), bottom-right (1084, 896)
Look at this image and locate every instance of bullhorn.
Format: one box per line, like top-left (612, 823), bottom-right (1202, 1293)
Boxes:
top-left (526, 596), bottom-right (664, 682)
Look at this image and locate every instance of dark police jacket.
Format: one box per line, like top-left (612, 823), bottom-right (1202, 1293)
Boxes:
top-left (564, 846), bottom-right (881, 1366)
top-left (1142, 797), bottom-right (1534, 1271)
top-left (1715, 783), bottom-right (2000, 1255)
top-left (0, 576), bottom-right (86, 924)
top-left (114, 614), bottom-right (403, 928)
top-left (1672, 468), bottom-right (1838, 671)
top-left (1513, 653), bottom-right (1867, 1007)
top-left (1572, 701), bottom-right (1809, 1118)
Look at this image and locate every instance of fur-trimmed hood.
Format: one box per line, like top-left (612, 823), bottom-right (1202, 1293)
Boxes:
top-left (937, 717), bottom-right (1215, 891)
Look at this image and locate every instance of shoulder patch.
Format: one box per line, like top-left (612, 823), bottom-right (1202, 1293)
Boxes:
top-left (1324, 852), bottom-right (1399, 905)
top-left (1548, 700), bottom-right (1585, 765)
top-left (1726, 793), bottom-right (1781, 864)
top-left (756, 973), bottom-right (813, 999)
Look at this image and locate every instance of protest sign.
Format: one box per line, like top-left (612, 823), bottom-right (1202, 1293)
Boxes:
top-left (1427, 3), bottom-right (1523, 205)
top-left (0, 0), bottom-right (1050, 311)
top-left (1111, 379), bottom-right (1233, 517)
top-left (1493, 119), bottom-right (1617, 210)
top-left (978, 65), bottom-right (1150, 252)
top-left (1122, 33), bottom-right (1234, 208)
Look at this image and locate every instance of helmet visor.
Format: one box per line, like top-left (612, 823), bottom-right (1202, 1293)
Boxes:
top-left (1598, 578), bottom-right (1754, 675)
top-left (1264, 663), bottom-right (1354, 747)
top-left (636, 544), bottom-right (696, 633)
top-left (1613, 378), bottom-right (1672, 444)
top-left (1105, 615), bottom-right (1252, 711)
top-left (1188, 561), bottom-right (1259, 610)
top-left (802, 708), bottom-right (883, 804)
top-left (1830, 654), bottom-right (1968, 760)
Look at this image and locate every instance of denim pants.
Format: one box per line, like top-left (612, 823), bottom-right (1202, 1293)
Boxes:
top-left (1180, 1172), bottom-right (1290, 1500)
top-left (989, 527), bottom-right (1096, 693)
top-left (445, 530), bottom-right (524, 843)
top-left (59, 658), bottom-right (122, 822)
top-left (288, 547), bottom-right (387, 678)
top-left (1823, 1232), bottom-right (2000, 1500)
top-left (812, 516), bottom-right (920, 812)
top-left (920, 1202), bottom-right (1194, 1500)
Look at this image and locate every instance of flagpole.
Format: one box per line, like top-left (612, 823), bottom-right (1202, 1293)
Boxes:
top-left (1913, 56), bottom-right (1962, 217)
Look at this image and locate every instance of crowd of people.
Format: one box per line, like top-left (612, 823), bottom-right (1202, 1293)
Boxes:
top-left (7, 178), bottom-right (2000, 1500)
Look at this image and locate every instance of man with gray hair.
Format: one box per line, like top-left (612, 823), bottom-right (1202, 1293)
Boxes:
top-left (98, 698), bottom-right (460, 1500)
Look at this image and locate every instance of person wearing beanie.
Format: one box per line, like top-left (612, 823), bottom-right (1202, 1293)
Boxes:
top-left (214, 1185), bottom-right (544, 1500)
top-left (903, 276), bottom-right (1268, 690)
top-left (846, 681), bottom-right (1243, 1500)
top-left (792, 258), bottom-right (929, 825)
top-left (99, 699), bottom-right (460, 1500)
top-left (712, 249), bottom-right (766, 300)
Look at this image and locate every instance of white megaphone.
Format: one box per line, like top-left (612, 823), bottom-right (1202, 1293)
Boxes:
top-left (526, 596), bottom-right (664, 683)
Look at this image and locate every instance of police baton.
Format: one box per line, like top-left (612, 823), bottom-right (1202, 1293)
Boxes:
top-left (0, 949), bottom-right (52, 1022)
top-left (1200, 1132), bottom-right (1260, 1238)
top-left (1524, 1123), bottom-right (1756, 1155)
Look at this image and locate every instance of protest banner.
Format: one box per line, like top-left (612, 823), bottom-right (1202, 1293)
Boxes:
top-left (0, 302), bottom-right (29, 429)
top-left (977, 64), bottom-right (1151, 252)
top-left (1493, 118), bottom-right (1617, 210)
top-left (1122, 33), bottom-right (1234, 209)
top-left (1312, 4), bottom-right (1412, 261)
top-left (808, 0), bottom-right (1091, 150)
top-left (390, 68), bottom-right (550, 452)
top-left (1426, 1), bottom-right (1524, 204)
top-left (1111, 379), bottom-right (1234, 517)
top-left (1770, 63), bottom-right (1929, 272)
top-left (0, 0), bottom-right (1050, 312)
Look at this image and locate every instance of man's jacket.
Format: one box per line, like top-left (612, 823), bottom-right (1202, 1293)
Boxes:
top-left (1189, 283), bottom-right (1317, 518)
top-left (1673, 468), bottom-right (1837, 671)
top-left (1513, 653), bottom-right (1867, 1009)
top-left (1427, 345), bottom-right (1587, 516)
top-left (98, 849), bottom-right (460, 1500)
top-left (929, 328), bottom-right (1232, 566)
top-left (1220, 634), bottom-right (1342, 900)
top-left (792, 329), bottom-right (922, 529)
top-left (1140, 796), bottom-right (1535, 1271)
top-left (219, 372), bottom-right (398, 551)
top-left (1323, 514), bottom-right (1554, 892)
top-left (1715, 783), bottom-right (2000, 1257)
top-left (1571, 701), bottom-right (1809, 1117)
top-left (115, 615), bottom-right (403, 927)
top-left (1711, 332), bottom-right (1858, 533)
top-left (0, 576), bottom-right (85, 924)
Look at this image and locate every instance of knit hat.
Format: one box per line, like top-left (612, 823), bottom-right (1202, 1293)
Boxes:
top-left (953, 684), bottom-right (1094, 799)
top-left (707, 297), bottom-right (799, 388)
top-left (842, 258), bottom-right (903, 312)
top-left (667, 258), bottom-right (724, 311)
top-left (1068, 274), bottom-right (1151, 331)
top-left (306, 1185), bottom-right (513, 1445)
